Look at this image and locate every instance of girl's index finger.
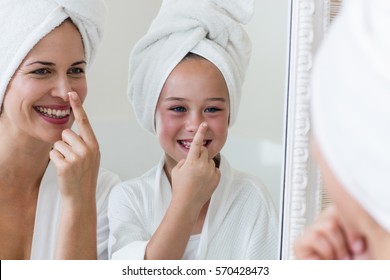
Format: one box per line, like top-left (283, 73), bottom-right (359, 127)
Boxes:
top-left (68, 91), bottom-right (97, 143)
top-left (187, 122), bottom-right (208, 160)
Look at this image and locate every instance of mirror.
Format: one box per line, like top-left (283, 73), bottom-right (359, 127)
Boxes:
top-left (86, 0), bottom-right (290, 259)
top-left (280, 0), bottom-right (343, 259)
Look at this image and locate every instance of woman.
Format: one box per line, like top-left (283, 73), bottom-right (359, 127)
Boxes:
top-left (0, 0), bottom-right (120, 259)
top-left (294, 0), bottom-right (390, 259)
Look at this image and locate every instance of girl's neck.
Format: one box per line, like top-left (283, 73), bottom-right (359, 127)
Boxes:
top-left (162, 154), bottom-right (177, 185)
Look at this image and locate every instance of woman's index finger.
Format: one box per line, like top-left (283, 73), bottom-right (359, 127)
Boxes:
top-left (68, 92), bottom-right (97, 143)
top-left (187, 122), bottom-right (208, 160)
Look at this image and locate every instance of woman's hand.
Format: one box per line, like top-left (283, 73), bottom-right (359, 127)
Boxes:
top-left (50, 91), bottom-right (100, 203)
top-left (49, 91), bottom-right (100, 259)
top-left (294, 205), bottom-right (370, 259)
top-left (171, 122), bottom-right (221, 211)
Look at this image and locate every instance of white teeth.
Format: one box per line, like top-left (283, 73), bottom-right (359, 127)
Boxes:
top-left (180, 140), bottom-right (208, 149)
top-left (35, 106), bottom-right (70, 119)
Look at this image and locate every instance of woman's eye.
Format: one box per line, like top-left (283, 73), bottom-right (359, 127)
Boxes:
top-left (171, 106), bottom-right (186, 112)
top-left (68, 67), bottom-right (85, 75)
top-left (205, 107), bottom-right (221, 113)
top-left (31, 68), bottom-right (50, 75)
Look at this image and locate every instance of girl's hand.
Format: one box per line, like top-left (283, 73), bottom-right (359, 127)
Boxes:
top-left (171, 122), bottom-right (221, 211)
top-left (50, 91), bottom-right (100, 203)
top-left (294, 205), bottom-right (370, 259)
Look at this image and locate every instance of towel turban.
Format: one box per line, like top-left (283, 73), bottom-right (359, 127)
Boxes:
top-left (0, 0), bottom-right (107, 112)
top-left (128, 0), bottom-right (254, 134)
top-left (311, 0), bottom-right (390, 232)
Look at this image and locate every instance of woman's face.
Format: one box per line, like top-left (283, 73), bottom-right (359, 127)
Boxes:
top-left (1, 20), bottom-right (86, 143)
top-left (155, 57), bottom-right (230, 172)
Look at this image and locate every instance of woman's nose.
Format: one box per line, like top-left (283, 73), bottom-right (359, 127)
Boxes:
top-left (51, 75), bottom-right (72, 100)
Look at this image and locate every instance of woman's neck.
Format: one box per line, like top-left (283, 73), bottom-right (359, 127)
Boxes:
top-left (0, 132), bottom-right (51, 192)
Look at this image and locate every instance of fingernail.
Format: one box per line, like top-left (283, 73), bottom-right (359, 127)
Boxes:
top-left (201, 122), bottom-right (207, 127)
top-left (68, 91), bottom-right (78, 101)
top-left (351, 239), bottom-right (363, 253)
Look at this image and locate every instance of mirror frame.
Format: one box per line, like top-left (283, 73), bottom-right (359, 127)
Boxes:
top-left (280, 0), bottom-right (333, 259)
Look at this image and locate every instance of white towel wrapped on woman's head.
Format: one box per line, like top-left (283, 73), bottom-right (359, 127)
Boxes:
top-left (311, 0), bottom-right (390, 232)
top-left (128, 0), bottom-right (254, 134)
top-left (0, 0), bottom-right (107, 112)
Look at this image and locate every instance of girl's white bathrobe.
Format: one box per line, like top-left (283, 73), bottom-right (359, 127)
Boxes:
top-left (30, 162), bottom-right (120, 259)
top-left (108, 155), bottom-right (279, 260)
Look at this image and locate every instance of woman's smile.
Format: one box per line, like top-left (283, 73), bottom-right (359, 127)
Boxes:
top-left (34, 105), bottom-right (72, 125)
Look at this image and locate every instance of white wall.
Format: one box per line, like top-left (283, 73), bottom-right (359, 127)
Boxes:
top-left (85, 0), bottom-right (290, 208)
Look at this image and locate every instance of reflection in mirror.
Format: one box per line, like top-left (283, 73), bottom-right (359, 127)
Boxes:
top-left (86, 0), bottom-right (290, 259)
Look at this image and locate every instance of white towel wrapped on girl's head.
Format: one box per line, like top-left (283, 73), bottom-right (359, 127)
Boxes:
top-left (0, 0), bottom-right (107, 112)
top-left (311, 0), bottom-right (390, 232)
top-left (128, 0), bottom-right (254, 134)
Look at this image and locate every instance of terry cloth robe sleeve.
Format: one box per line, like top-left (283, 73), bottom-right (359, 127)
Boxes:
top-left (243, 180), bottom-right (279, 259)
top-left (107, 177), bottom-right (154, 260)
top-left (108, 156), bottom-right (278, 260)
top-left (108, 158), bottom-right (172, 260)
top-left (30, 162), bottom-right (120, 259)
top-left (95, 168), bottom-right (122, 259)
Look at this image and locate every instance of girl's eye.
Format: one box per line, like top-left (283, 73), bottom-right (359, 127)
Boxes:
top-left (170, 106), bottom-right (186, 112)
top-left (205, 107), bottom-right (221, 113)
top-left (68, 67), bottom-right (85, 75)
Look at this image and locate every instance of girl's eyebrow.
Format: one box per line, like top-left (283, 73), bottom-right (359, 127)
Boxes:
top-left (164, 97), bottom-right (187, 101)
top-left (164, 97), bottom-right (227, 102)
top-left (208, 97), bottom-right (227, 102)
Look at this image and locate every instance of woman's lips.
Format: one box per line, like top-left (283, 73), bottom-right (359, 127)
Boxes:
top-left (34, 106), bottom-right (71, 125)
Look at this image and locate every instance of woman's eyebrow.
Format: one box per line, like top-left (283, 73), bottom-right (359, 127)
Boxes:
top-left (72, 60), bottom-right (87, 66)
top-left (25, 61), bottom-right (55, 66)
top-left (25, 60), bottom-right (86, 67)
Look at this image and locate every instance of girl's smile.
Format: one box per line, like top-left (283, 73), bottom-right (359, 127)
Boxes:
top-left (155, 55), bottom-right (229, 174)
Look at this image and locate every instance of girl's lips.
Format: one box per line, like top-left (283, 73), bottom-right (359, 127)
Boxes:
top-left (178, 140), bottom-right (211, 149)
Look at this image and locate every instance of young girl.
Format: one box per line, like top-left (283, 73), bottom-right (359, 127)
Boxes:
top-left (108, 0), bottom-right (278, 260)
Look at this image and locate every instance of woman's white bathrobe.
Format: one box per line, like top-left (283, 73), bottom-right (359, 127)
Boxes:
top-left (108, 156), bottom-right (279, 260)
top-left (30, 162), bottom-right (120, 260)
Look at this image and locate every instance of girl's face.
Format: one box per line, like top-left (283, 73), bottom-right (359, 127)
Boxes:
top-left (155, 57), bottom-right (230, 171)
top-left (1, 20), bottom-right (86, 144)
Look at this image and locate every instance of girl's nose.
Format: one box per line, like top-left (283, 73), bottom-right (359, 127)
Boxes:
top-left (185, 113), bottom-right (204, 132)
